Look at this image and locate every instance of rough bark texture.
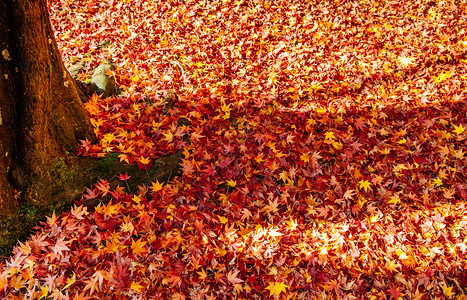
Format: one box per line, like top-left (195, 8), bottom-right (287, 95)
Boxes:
top-left (0, 0), bottom-right (96, 253)
top-left (0, 0), bottom-right (17, 215)
top-left (0, 0), bottom-right (183, 257)
top-left (5, 0), bottom-right (96, 203)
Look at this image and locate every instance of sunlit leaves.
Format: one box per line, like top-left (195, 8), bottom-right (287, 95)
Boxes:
top-left (3, 0), bottom-right (467, 299)
top-left (217, 215), bottom-right (228, 224)
top-left (452, 124), bottom-right (465, 135)
top-left (397, 137), bottom-right (407, 144)
top-left (225, 179), bottom-right (236, 187)
top-left (197, 269), bottom-right (207, 281)
top-left (397, 56), bottom-right (416, 68)
top-left (358, 180), bottom-right (371, 192)
top-left (431, 177), bottom-right (443, 188)
top-left (130, 238), bottom-right (148, 256)
top-left (324, 131), bottom-right (336, 140)
top-left (433, 70), bottom-right (453, 83)
top-left (388, 195), bottom-right (401, 205)
top-left (220, 103), bottom-right (232, 120)
top-left (440, 283), bottom-right (455, 297)
top-left (265, 281), bottom-right (288, 297)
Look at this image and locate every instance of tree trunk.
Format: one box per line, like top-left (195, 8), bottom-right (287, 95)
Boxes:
top-left (0, 0), bottom-right (96, 250)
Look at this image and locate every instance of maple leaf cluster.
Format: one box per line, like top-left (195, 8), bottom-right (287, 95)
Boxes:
top-left (2, 0), bottom-right (467, 299)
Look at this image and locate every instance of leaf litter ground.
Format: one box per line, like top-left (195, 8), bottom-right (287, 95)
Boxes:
top-left (2, 0), bottom-right (467, 299)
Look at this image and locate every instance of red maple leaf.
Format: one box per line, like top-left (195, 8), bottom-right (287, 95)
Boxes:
top-left (118, 172), bottom-right (131, 181)
top-left (387, 285), bottom-right (403, 299)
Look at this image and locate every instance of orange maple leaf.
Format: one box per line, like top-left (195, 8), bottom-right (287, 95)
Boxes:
top-left (131, 237), bottom-right (148, 256)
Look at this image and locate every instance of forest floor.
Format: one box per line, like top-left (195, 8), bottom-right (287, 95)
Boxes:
top-left (2, 0), bottom-right (467, 299)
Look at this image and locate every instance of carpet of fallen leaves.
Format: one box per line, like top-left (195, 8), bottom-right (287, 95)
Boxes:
top-left (2, 0), bottom-right (467, 299)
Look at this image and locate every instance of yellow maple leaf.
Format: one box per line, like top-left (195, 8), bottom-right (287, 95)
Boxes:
top-left (385, 260), bottom-right (401, 273)
top-left (267, 72), bottom-right (278, 86)
top-left (358, 180), bottom-right (371, 192)
top-left (63, 273), bottom-right (77, 290)
top-left (220, 103), bottom-right (232, 119)
top-left (300, 152), bottom-right (310, 163)
top-left (233, 283), bottom-right (243, 294)
top-left (274, 150), bottom-right (288, 158)
top-left (150, 180), bottom-right (164, 192)
top-left (395, 249), bottom-right (408, 259)
top-left (197, 268), bottom-right (207, 280)
top-left (316, 107), bottom-right (327, 114)
top-left (217, 215), bottom-right (228, 224)
top-left (369, 214), bottom-right (379, 223)
top-left (139, 156), bottom-right (150, 165)
top-left (285, 217), bottom-right (298, 230)
top-left (453, 124), bottom-right (465, 135)
top-left (103, 202), bottom-right (120, 217)
top-left (279, 171), bottom-right (289, 182)
top-left (331, 140), bottom-right (343, 149)
top-left (388, 195), bottom-right (401, 205)
top-left (255, 153), bottom-right (266, 163)
top-left (132, 194), bottom-right (141, 204)
top-left (132, 103), bottom-right (140, 112)
top-left (380, 147), bottom-right (391, 154)
top-left (130, 281), bottom-right (144, 292)
top-left (324, 131), bottom-right (336, 140)
top-left (131, 75), bottom-right (140, 83)
top-left (38, 285), bottom-right (48, 299)
top-left (118, 153), bottom-right (130, 164)
top-left (434, 70), bottom-right (452, 83)
top-left (265, 281), bottom-right (288, 297)
top-left (163, 131), bottom-right (174, 142)
top-left (120, 221), bottom-right (135, 233)
top-left (440, 283), bottom-right (454, 297)
top-left (225, 179), bottom-right (236, 187)
top-left (397, 138), bottom-right (406, 144)
top-left (431, 177), bottom-right (443, 187)
top-left (103, 238), bottom-right (121, 255)
top-left (101, 133), bottom-right (115, 145)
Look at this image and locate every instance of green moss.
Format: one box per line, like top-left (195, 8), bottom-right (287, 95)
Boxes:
top-left (52, 157), bottom-right (77, 186)
top-left (94, 152), bottom-right (119, 174)
top-left (147, 162), bottom-right (159, 178)
top-left (0, 156), bottom-right (78, 257)
top-left (23, 204), bottom-right (38, 223)
top-left (0, 200), bottom-right (70, 257)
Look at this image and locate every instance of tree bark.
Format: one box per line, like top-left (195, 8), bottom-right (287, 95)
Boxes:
top-left (0, 0), bottom-right (184, 257)
top-left (0, 0), bottom-right (17, 214)
top-left (0, 0), bottom-right (96, 248)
